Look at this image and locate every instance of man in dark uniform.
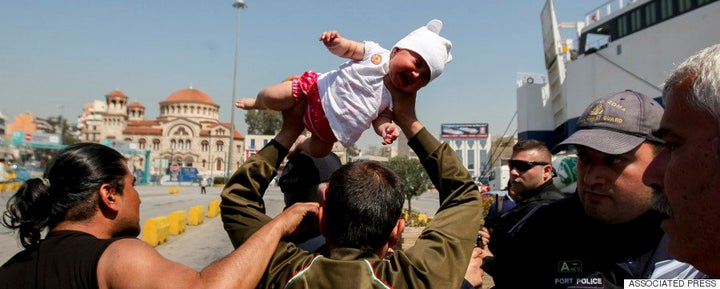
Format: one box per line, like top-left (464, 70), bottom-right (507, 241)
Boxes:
top-left (481, 140), bottom-right (565, 278)
top-left (488, 90), bottom-right (705, 289)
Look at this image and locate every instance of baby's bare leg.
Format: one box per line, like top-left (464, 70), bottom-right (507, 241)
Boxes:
top-left (235, 98), bottom-right (263, 109)
top-left (236, 80), bottom-right (295, 110)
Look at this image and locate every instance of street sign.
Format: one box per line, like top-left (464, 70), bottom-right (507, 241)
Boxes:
top-left (102, 139), bottom-right (138, 151)
top-left (12, 131), bottom-right (61, 145)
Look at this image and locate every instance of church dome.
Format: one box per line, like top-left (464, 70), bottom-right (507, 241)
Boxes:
top-left (128, 101), bottom-right (144, 108)
top-left (161, 87), bottom-right (216, 106)
top-left (106, 89), bottom-right (127, 97)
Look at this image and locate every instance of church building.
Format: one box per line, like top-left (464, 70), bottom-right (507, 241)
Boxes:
top-left (77, 88), bottom-right (244, 179)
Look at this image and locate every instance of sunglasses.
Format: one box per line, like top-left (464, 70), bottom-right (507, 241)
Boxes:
top-left (507, 159), bottom-right (549, 172)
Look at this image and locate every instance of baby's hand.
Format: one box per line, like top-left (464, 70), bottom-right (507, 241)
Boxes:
top-left (289, 134), bottom-right (307, 157)
top-left (381, 124), bottom-right (400, 145)
top-left (319, 31), bottom-right (341, 48)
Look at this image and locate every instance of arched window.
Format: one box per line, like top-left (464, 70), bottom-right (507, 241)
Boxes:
top-left (216, 140), bottom-right (224, 152)
top-left (175, 127), bottom-right (188, 136)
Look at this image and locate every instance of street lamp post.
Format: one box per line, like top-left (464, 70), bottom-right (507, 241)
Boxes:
top-left (170, 146), bottom-right (177, 185)
top-left (227, 0), bottom-right (246, 178)
top-left (58, 105), bottom-right (64, 145)
top-left (208, 131), bottom-right (213, 182)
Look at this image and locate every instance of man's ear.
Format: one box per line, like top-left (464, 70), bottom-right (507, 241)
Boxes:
top-left (98, 183), bottom-right (120, 213)
top-left (318, 185), bottom-right (329, 236)
top-left (544, 165), bottom-right (554, 181)
top-left (388, 218), bottom-right (406, 248)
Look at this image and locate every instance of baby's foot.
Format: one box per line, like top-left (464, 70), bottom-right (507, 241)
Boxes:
top-left (235, 98), bottom-right (258, 109)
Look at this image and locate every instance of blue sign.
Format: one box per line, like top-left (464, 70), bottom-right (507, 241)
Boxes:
top-left (167, 166), bottom-right (199, 182)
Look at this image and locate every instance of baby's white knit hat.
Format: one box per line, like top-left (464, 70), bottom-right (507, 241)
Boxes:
top-left (394, 19), bottom-right (453, 82)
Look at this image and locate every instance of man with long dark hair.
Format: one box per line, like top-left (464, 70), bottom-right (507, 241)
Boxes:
top-left (1, 143), bottom-right (317, 289)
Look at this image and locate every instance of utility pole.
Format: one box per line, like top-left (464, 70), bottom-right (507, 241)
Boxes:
top-left (209, 131), bottom-right (213, 182)
top-left (58, 105), bottom-right (64, 145)
top-left (227, 0), bottom-right (246, 178)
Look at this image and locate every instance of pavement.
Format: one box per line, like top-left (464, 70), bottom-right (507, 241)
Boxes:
top-left (153, 185), bottom-right (284, 270)
top-left (156, 214), bottom-right (234, 270)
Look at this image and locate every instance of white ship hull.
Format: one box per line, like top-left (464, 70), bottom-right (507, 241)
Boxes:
top-left (519, 0), bottom-right (720, 149)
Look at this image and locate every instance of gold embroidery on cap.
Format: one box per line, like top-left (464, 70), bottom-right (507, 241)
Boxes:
top-left (579, 103), bottom-right (604, 123)
top-left (606, 100), bottom-right (626, 111)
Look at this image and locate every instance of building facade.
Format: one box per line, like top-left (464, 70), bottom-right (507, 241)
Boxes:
top-left (439, 123), bottom-right (492, 179)
top-left (77, 88), bottom-right (244, 179)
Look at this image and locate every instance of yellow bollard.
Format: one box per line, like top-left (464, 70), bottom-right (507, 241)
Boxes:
top-left (168, 210), bottom-right (187, 235)
top-left (188, 205), bottom-right (205, 225)
top-left (142, 216), bottom-right (170, 246)
top-left (155, 216), bottom-right (169, 243)
top-left (207, 199), bottom-right (221, 218)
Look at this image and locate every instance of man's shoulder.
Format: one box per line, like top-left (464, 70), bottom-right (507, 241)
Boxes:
top-left (516, 196), bottom-right (582, 232)
top-left (537, 195), bottom-right (580, 217)
top-left (536, 182), bottom-right (567, 199)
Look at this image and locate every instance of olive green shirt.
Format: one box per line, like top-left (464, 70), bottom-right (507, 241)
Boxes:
top-left (220, 128), bottom-right (482, 289)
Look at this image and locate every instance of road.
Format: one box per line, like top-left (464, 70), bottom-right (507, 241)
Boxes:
top-left (0, 184), bottom-right (441, 269)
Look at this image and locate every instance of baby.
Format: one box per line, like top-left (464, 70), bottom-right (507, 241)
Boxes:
top-left (236, 19), bottom-right (452, 157)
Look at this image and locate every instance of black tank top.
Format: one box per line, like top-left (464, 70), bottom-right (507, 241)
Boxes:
top-left (0, 230), bottom-right (125, 289)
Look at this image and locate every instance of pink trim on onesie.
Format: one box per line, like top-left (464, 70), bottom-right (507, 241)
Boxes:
top-left (292, 71), bottom-right (338, 144)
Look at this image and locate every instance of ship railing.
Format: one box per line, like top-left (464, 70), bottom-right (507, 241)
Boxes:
top-left (584, 0), bottom-right (638, 26)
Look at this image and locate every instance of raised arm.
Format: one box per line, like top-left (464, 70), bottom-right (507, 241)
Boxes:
top-left (320, 30), bottom-right (365, 61)
top-left (220, 98), bottom-right (307, 248)
top-left (384, 75), bottom-right (423, 137)
top-left (102, 103), bottom-right (311, 289)
top-left (385, 74), bottom-right (483, 289)
top-left (98, 201), bottom-right (318, 289)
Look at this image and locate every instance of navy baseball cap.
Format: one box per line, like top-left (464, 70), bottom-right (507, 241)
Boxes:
top-left (554, 90), bottom-right (664, 155)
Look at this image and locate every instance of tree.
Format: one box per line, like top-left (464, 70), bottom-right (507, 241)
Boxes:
top-left (244, 110), bottom-right (282, 135)
top-left (46, 115), bottom-right (79, 145)
top-left (387, 155), bottom-right (429, 226)
top-left (346, 144), bottom-right (360, 159)
top-left (32, 115), bottom-right (79, 168)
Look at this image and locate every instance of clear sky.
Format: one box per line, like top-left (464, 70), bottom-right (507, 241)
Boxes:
top-left (0, 0), bottom-right (608, 152)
